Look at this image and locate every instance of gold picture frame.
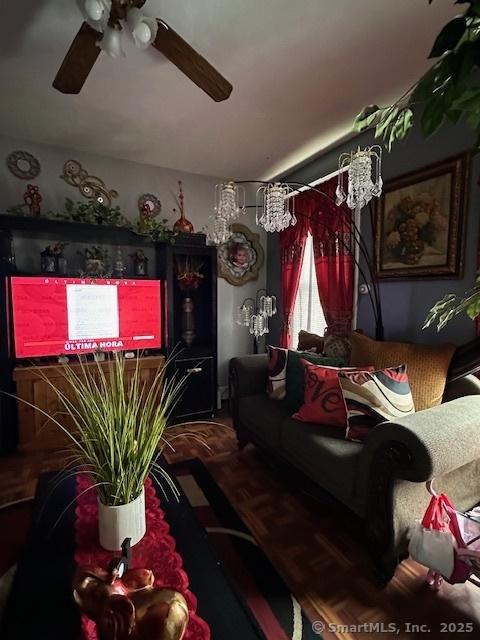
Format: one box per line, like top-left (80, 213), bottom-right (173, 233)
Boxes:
top-left (375, 153), bottom-right (469, 280)
top-left (218, 223), bottom-right (264, 286)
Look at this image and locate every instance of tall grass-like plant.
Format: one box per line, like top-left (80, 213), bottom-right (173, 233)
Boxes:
top-left (34, 353), bottom-right (186, 506)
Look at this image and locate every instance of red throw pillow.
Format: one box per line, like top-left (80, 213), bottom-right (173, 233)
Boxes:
top-left (293, 362), bottom-right (374, 428)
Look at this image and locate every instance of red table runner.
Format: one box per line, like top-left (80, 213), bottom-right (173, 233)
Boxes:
top-left (75, 476), bottom-right (210, 639)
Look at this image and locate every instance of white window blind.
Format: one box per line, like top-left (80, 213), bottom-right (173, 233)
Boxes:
top-left (291, 234), bottom-right (327, 344)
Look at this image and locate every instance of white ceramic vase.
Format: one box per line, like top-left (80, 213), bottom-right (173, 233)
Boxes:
top-left (98, 488), bottom-right (146, 551)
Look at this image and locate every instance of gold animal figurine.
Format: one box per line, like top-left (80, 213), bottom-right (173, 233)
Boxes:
top-left (73, 565), bottom-right (189, 640)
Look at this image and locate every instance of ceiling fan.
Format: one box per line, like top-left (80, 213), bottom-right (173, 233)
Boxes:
top-left (53, 0), bottom-right (233, 102)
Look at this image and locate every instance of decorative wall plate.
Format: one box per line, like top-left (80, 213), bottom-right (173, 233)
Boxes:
top-left (61, 160), bottom-right (118, 207)
top-left (138, 193), bottom-right (162, 218)
top-left (218, 223), bottom-right (264, 286)
top-left (7, 150), bottom-right (41, 180)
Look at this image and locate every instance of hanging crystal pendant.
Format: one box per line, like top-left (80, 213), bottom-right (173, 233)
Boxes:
top-left (256, 183), bottom-right (296, 232)
top-left (237, 303), bottom-right (253, 326)
top-left (215, 181), bottom-right (246, 222)
top-left (337, 145), bottom-right (383, 211)
top-left (249, 312), bottom-right (269, 337)
top-left (259, 295), bottom-right (277, 317)
top-left (207, 214), bottom-right (231, 245)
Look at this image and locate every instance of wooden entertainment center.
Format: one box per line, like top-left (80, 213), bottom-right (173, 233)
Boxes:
top-left (13, 355), bottom-right (165, 451)
top-left (0, 215), bottom-right (218, 454)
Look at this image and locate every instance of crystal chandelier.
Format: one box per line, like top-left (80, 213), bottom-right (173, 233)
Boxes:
top-left (256, 183), bottom-right (297, 232)
top-left (206, 213), bottom-right (231, 245)
top-left (336, 146), bottom-right (382, 210)
top-left (236, 292), bottom-right (277, 340)
top-left (215, 182), bottom-right (246, 222)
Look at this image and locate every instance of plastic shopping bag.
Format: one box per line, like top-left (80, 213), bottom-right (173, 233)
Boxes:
top-left (408, 494), bottom-right (455, 577)
top-left (440, 494), bottom-right (471, 584)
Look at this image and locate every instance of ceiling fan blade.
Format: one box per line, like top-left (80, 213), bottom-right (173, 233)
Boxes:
top-left (53, 22), bottom-right (101, 95)
top-left (153, 20), bottom-right (232, 102)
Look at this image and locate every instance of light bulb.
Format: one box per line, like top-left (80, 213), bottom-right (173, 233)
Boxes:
top-left (85, 0), bottom-right (103, 21)
top-left (127, 7), bottom-right (158, 49)
top-left (134, 23), bottom-right (152, 45)
top-left (98, 25), bottom-right (125, 58)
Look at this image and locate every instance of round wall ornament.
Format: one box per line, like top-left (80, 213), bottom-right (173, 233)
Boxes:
top-left (138, 193), bottom-right (162, 218)
top-left (6, 150), bottom-right (41, 180)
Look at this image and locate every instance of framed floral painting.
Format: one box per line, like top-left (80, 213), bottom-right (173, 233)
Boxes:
top-left (218, 223), bottom-right (264, 286)
top-left (375, 154), bottom-right (469, 279)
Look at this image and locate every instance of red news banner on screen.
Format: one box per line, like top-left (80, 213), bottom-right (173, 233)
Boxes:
top-left (11, 277), bottom-right (162, 358)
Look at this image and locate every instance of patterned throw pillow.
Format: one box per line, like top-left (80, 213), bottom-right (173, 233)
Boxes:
top-left (293, 362), bottom-right (373, 427)
top-left (285, 350), bottom-right (346, 411)
top-left (266, 346), bottom-right (288, 400)
top-left (339, 364), bottom-right (415, 442)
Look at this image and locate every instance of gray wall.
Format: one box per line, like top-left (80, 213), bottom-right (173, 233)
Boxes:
top-left (0, 135), bottom-right (267, 390)
top-left (267, 122), bottom-right (479, 347)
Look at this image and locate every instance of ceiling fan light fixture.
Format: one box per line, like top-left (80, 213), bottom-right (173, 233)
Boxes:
top-left (82, 0), bottom-right (111, 32)
top-left (127, 7), bottom-right (158, 49)
top-left (98, 24), bottom-right (125, 58)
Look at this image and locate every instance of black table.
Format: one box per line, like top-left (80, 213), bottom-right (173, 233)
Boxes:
top-left (2, 469), bottom-right (266, 640)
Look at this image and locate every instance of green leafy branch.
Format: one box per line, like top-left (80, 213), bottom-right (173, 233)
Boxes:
top-left (354, 0), bottom-right (480, 149)
top-left (423, 272), bottom-right (480, 330)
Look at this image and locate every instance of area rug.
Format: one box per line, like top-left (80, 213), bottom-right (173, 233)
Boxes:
top-left (171, 458), bottom-right (317, 640)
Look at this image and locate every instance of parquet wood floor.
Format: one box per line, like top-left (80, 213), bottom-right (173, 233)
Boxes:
top-left (1, 413), bottom-right (480, 639)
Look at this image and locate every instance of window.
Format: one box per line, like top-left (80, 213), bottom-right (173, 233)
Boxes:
top-left (292, 233), bottom-right (327, 342)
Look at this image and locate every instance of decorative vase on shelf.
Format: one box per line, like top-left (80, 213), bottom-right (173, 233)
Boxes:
top-left (41, 254), bottom-right (56, 273)
top-left (130, 249), bottom-right (148, 276)
top-left (98, 488), bottom-right (146, 551)
top-left (175, 256), bottom-right (204, 347)
top-left (173, 181), bottom-right (194, 233)
top-left (181, 295), bottom-right (195, 346)
top-left (173, 209), bottom-right (194, 234)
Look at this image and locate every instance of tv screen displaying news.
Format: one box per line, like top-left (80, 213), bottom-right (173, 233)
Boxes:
top-left (10, 276), bottom-right (162, 358)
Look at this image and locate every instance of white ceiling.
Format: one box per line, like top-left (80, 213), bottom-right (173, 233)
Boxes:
top-left (0, 0), bottom-right (459, 179)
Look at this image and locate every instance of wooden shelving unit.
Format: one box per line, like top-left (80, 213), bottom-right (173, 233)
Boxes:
top-left (0, 215), bottom-right (217, 453)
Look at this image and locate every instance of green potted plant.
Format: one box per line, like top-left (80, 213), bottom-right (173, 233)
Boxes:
top-left (32, 354), bottom-right (186, 550)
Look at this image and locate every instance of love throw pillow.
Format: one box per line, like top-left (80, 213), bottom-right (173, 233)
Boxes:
top-left (293, 362), bottom-right (373, 427)
top-left (339, 364), bottom-right (415, 442)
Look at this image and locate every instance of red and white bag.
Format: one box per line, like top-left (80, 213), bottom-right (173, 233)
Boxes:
top-left (408, 493), bottom-right (471, 583)
top-left (408, 493), bottom-right (455, 577)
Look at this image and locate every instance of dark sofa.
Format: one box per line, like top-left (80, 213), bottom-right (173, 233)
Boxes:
top-left (229, 353), bottom-right (480, 581)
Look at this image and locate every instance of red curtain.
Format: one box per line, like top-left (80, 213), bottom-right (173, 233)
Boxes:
top-left (278, 178), bottom-right (354, 347)
top-left (279, 198), bottom-right (311, 347)
top-left (310, 177), bottom-right (354, 336)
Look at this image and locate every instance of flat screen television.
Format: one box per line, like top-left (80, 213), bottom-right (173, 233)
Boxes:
top-left (10, 276), bottom-right (162, 359)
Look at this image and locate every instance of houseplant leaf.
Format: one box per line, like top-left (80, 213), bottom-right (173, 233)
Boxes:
top-left (428, 16), bottom-right (467, 58)
top-left (421, 97), bottom-right (445, 137)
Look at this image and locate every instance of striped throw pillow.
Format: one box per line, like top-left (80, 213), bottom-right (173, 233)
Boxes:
top-left (339, 364), bottom-right (415, 442)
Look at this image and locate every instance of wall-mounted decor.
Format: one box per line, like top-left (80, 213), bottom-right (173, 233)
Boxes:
top-left (218, 223), bottom-right (264, 286)
top-left (138, 193), bottom-right (162, 219)
top-left (375, 154), bottom-right (469, 279)
top-left (173, 181), bottom-right (194, 233)
top-left (6, 150), bottom-right (41, 180)
top-left (61, 160), bottom-right (118, 207)
top-left (24, 184), bottom-right (42, 217)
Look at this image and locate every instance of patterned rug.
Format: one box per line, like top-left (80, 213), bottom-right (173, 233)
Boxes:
top-left (172, 458), bottom-right (317, 640)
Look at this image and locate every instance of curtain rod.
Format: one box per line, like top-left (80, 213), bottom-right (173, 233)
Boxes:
top-left (287, 166), bottom-right (347, 197)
